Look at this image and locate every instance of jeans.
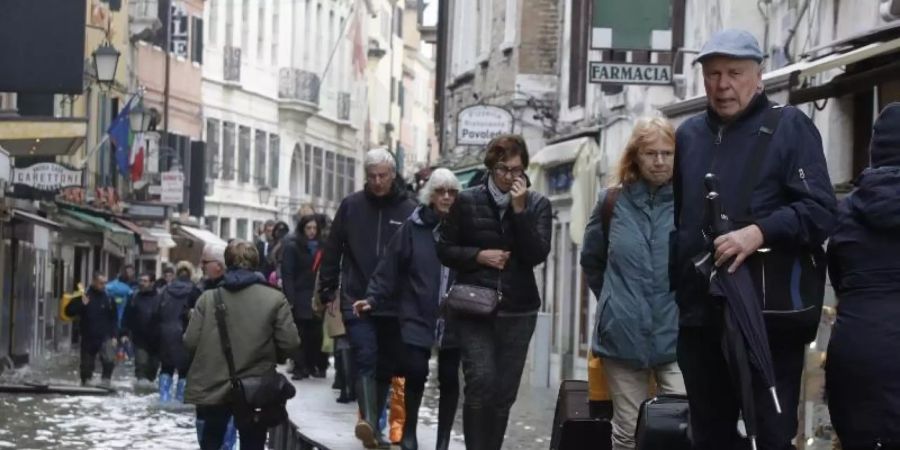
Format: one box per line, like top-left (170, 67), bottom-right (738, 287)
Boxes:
top-left (196, 405), bottom-right (267, 450)
top-left (345, 315), bottom-right (404, 382)
top-left (80, 339), bottom-right (116, 382)
top-left (603, 359), bottom-right (686, 450)
top-left (294, 318), bottom-right (325, 374)
top-left (678, 326), bottom-right (805, 450)
top-left (134, 346), bottom-right (159, 382)
top-left (456, 314), bottom-right (536, 412)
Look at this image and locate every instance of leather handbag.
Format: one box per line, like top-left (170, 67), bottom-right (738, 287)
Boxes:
top-left (213, 288), bottom-right (296, 429)
top-left (635, 395), bottom-right (691, 450)
top-left (444, 267), bottom-right (503, 316)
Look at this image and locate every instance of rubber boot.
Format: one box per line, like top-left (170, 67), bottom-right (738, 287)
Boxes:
top-left (389, 377), bottom-right (406, 444)
top-left (462, 405), bottom-right (493, 450)
top-left (336, 350), bottom-right (356, 403)
top-left (399, 385), bottom-right (423, 450)
top-left (436, 386), bottom-right (459, 450)
top-left (175, 378), bottom-right (186, 402)
top-left (374, 379), bottom-right (393, 448)
top-left (355, 377), bottom-right (390, 449)
top-left (158, 373), bottom-right (173, 402)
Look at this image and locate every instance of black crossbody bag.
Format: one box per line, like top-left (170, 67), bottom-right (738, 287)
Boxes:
top-left (213, 288), bottom-right (295, 429)
top-left (722, 105), bottom-right (827, 343)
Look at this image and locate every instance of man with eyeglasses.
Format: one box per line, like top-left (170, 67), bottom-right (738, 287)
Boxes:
top-left (319, 148), bottom-right (417, 448)
top-left (670, 29), bottom-right (836, 449)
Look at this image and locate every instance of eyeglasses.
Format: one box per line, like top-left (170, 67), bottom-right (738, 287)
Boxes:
top-left (638, 150), bottom-right (675, 161)
top-left (494, 165), bottom-right (525, 178)
top-left (434, 188), bottom-right (459, 198)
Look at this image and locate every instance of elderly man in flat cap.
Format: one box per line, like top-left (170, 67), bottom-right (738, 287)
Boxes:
top-left (669, 29), bottom-right (837, 449)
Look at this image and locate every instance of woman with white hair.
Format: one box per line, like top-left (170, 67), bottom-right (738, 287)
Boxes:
top-left (353, 168), bottom-right (462, 450)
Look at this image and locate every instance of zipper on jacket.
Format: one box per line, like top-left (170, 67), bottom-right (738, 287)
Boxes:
top-left (709, 125), bottom-right (725, 172)
top-left (715, 126), bottom-right (724, 145)
top-left (798, 168), bottom-right (811, 193)
top-left (376, 210), bottom-right (383, 256)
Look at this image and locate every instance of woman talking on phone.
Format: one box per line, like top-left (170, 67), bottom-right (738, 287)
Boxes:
top-left (437, 134), bottom-right (552, 450)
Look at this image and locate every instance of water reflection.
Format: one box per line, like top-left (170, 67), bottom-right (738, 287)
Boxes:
top-left (0, 355), bottom-right (196, 450)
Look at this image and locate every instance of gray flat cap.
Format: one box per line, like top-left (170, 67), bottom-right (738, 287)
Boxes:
top-left (694, 29), bottom-right (764, 65)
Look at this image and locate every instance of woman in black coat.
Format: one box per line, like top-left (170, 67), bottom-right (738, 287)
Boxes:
top-left (826, 103), bottom-right (900, 450)
top-left (437, 135), bottom-right (552, 450)
top-left (155, 261), bottom-right (201, 402)
top-left (282, 215), bottom-right (326, 380)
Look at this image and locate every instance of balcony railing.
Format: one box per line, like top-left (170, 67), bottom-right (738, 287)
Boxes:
top-left (129, 0), bottom-right (161, 37)
top-left (337, 92), bottom-right (351, 121)
top-left (278, 68), bottom-right (320, 105)
top-left (224, 46), bottom-right (242, 84)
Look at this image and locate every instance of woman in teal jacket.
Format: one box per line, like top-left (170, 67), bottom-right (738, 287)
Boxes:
top-left (580, 117), bottom-right (685, 450)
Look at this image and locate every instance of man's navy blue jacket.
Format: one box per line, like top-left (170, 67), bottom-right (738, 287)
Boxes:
top-left (671, 93), bottom-right (837, 326)
top-left (318, 179), bottom-right (417, 316)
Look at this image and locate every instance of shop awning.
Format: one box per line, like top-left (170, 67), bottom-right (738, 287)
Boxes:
top-left (453, 168), bottom-right (483, 188)
top-left (171, 225), bottom-right (228, 265)
top-left (59, 209), bottom-right (136, 258)
top-left (531, 137), bottom-right (593, 167)
top-left (0, 117), bottom-right (87, 157)
top-left (176, 225), bottom-right (227, 247)
top-left (11, 209), bottom-right (62, 230)
top-left (115, 218), bottom-right (161, 254)
top-left (147, 228), bottom-right (177, 249)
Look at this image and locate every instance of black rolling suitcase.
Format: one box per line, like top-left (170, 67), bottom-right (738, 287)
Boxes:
top-left (635, 394), bottom-right (691, 450)
top-left (550, 380), bottom-right (612, 450)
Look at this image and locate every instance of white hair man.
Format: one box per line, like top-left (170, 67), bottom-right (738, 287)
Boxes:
top-left (318, 148), bottom-right (417, 448)
top-left (671, 29), bottom-right (836, 450)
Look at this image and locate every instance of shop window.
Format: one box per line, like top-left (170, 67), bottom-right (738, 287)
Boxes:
top-left (312, 147), bottom-right (323, 197)
top-left (255, 130), bottom-right (267, 185)
top-left (345, 157), bottom-right (356, 195)
top-left (269, 135), bottom-right (280, 189)
top-left (546, 162), bottom-right (575, 195)
top-left (304, 144), bottom-right (312, 194)
top-left (206, 215), bottom-right (218, 234)
top-left (206, 119), bottom-right (220, 180)
top-left (325, 151), bottom-right (335, 201)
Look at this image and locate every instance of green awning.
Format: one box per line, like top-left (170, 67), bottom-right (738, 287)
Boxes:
top-left (59, 209), bottom-right (136, 257)
top-left (454, 168), bottom-right (483, 189)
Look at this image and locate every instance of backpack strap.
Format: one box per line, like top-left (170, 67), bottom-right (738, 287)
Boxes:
top-left (732, 105), bottom-right (784, 225)
top-left (601, 187), bottom-right (621, 253)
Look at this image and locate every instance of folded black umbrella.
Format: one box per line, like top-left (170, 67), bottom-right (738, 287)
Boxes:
top-left (693, 174), bottom-right (782, 450)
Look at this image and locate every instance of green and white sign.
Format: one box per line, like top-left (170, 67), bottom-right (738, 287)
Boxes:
top-left (591, 0), bottom-right (672, 50)
top-left (588, 62), bottom-right (672, 85)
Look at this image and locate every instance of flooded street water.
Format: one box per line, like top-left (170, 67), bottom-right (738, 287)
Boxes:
top-left (0, 353), bottom-right (197, 450)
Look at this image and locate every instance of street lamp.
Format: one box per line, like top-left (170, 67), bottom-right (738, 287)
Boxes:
top-left (129, 101), bottom-right (153, 133)
top-left (92, 42), bottom-right (120, 86)
top-left (258, 185), bottom-right (272, 205)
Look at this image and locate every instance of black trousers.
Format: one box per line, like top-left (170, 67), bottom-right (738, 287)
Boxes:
top-left (294, 318), bottom-right (326, 373)
top-left (345, 315), bottom-right (404, 382)
top-left (437, 347), bottom-right (461, 398)
top-left (80, 340), bottom-right (115, 382)
top-left (196, 405), bottom-right (267, 450)
top-left (133, 345), bottom-right (159, 382)
top-left (678, 326), bottom-right (805, 450)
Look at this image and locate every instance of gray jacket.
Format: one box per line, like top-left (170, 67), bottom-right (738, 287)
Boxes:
top-left (580, 181), bottom-right (678, 369)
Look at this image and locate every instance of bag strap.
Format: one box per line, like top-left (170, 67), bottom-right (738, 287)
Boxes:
top-left (601, 187), bottom-right (621, 254)
top-left (213, 288), bottom-right (238, 382)
top-left (732, 105), bottom-right (784, 224)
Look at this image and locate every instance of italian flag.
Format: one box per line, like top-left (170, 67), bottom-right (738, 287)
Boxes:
top-left (130, 132), bottom-right (145, 182)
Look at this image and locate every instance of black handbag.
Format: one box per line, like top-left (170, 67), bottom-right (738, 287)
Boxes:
top-left (635, 395), bottom-right (691, 450)
top-left (444, 271), bottom-right (502, 316)
top-left (213, 288), bottom-right (296, 429)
